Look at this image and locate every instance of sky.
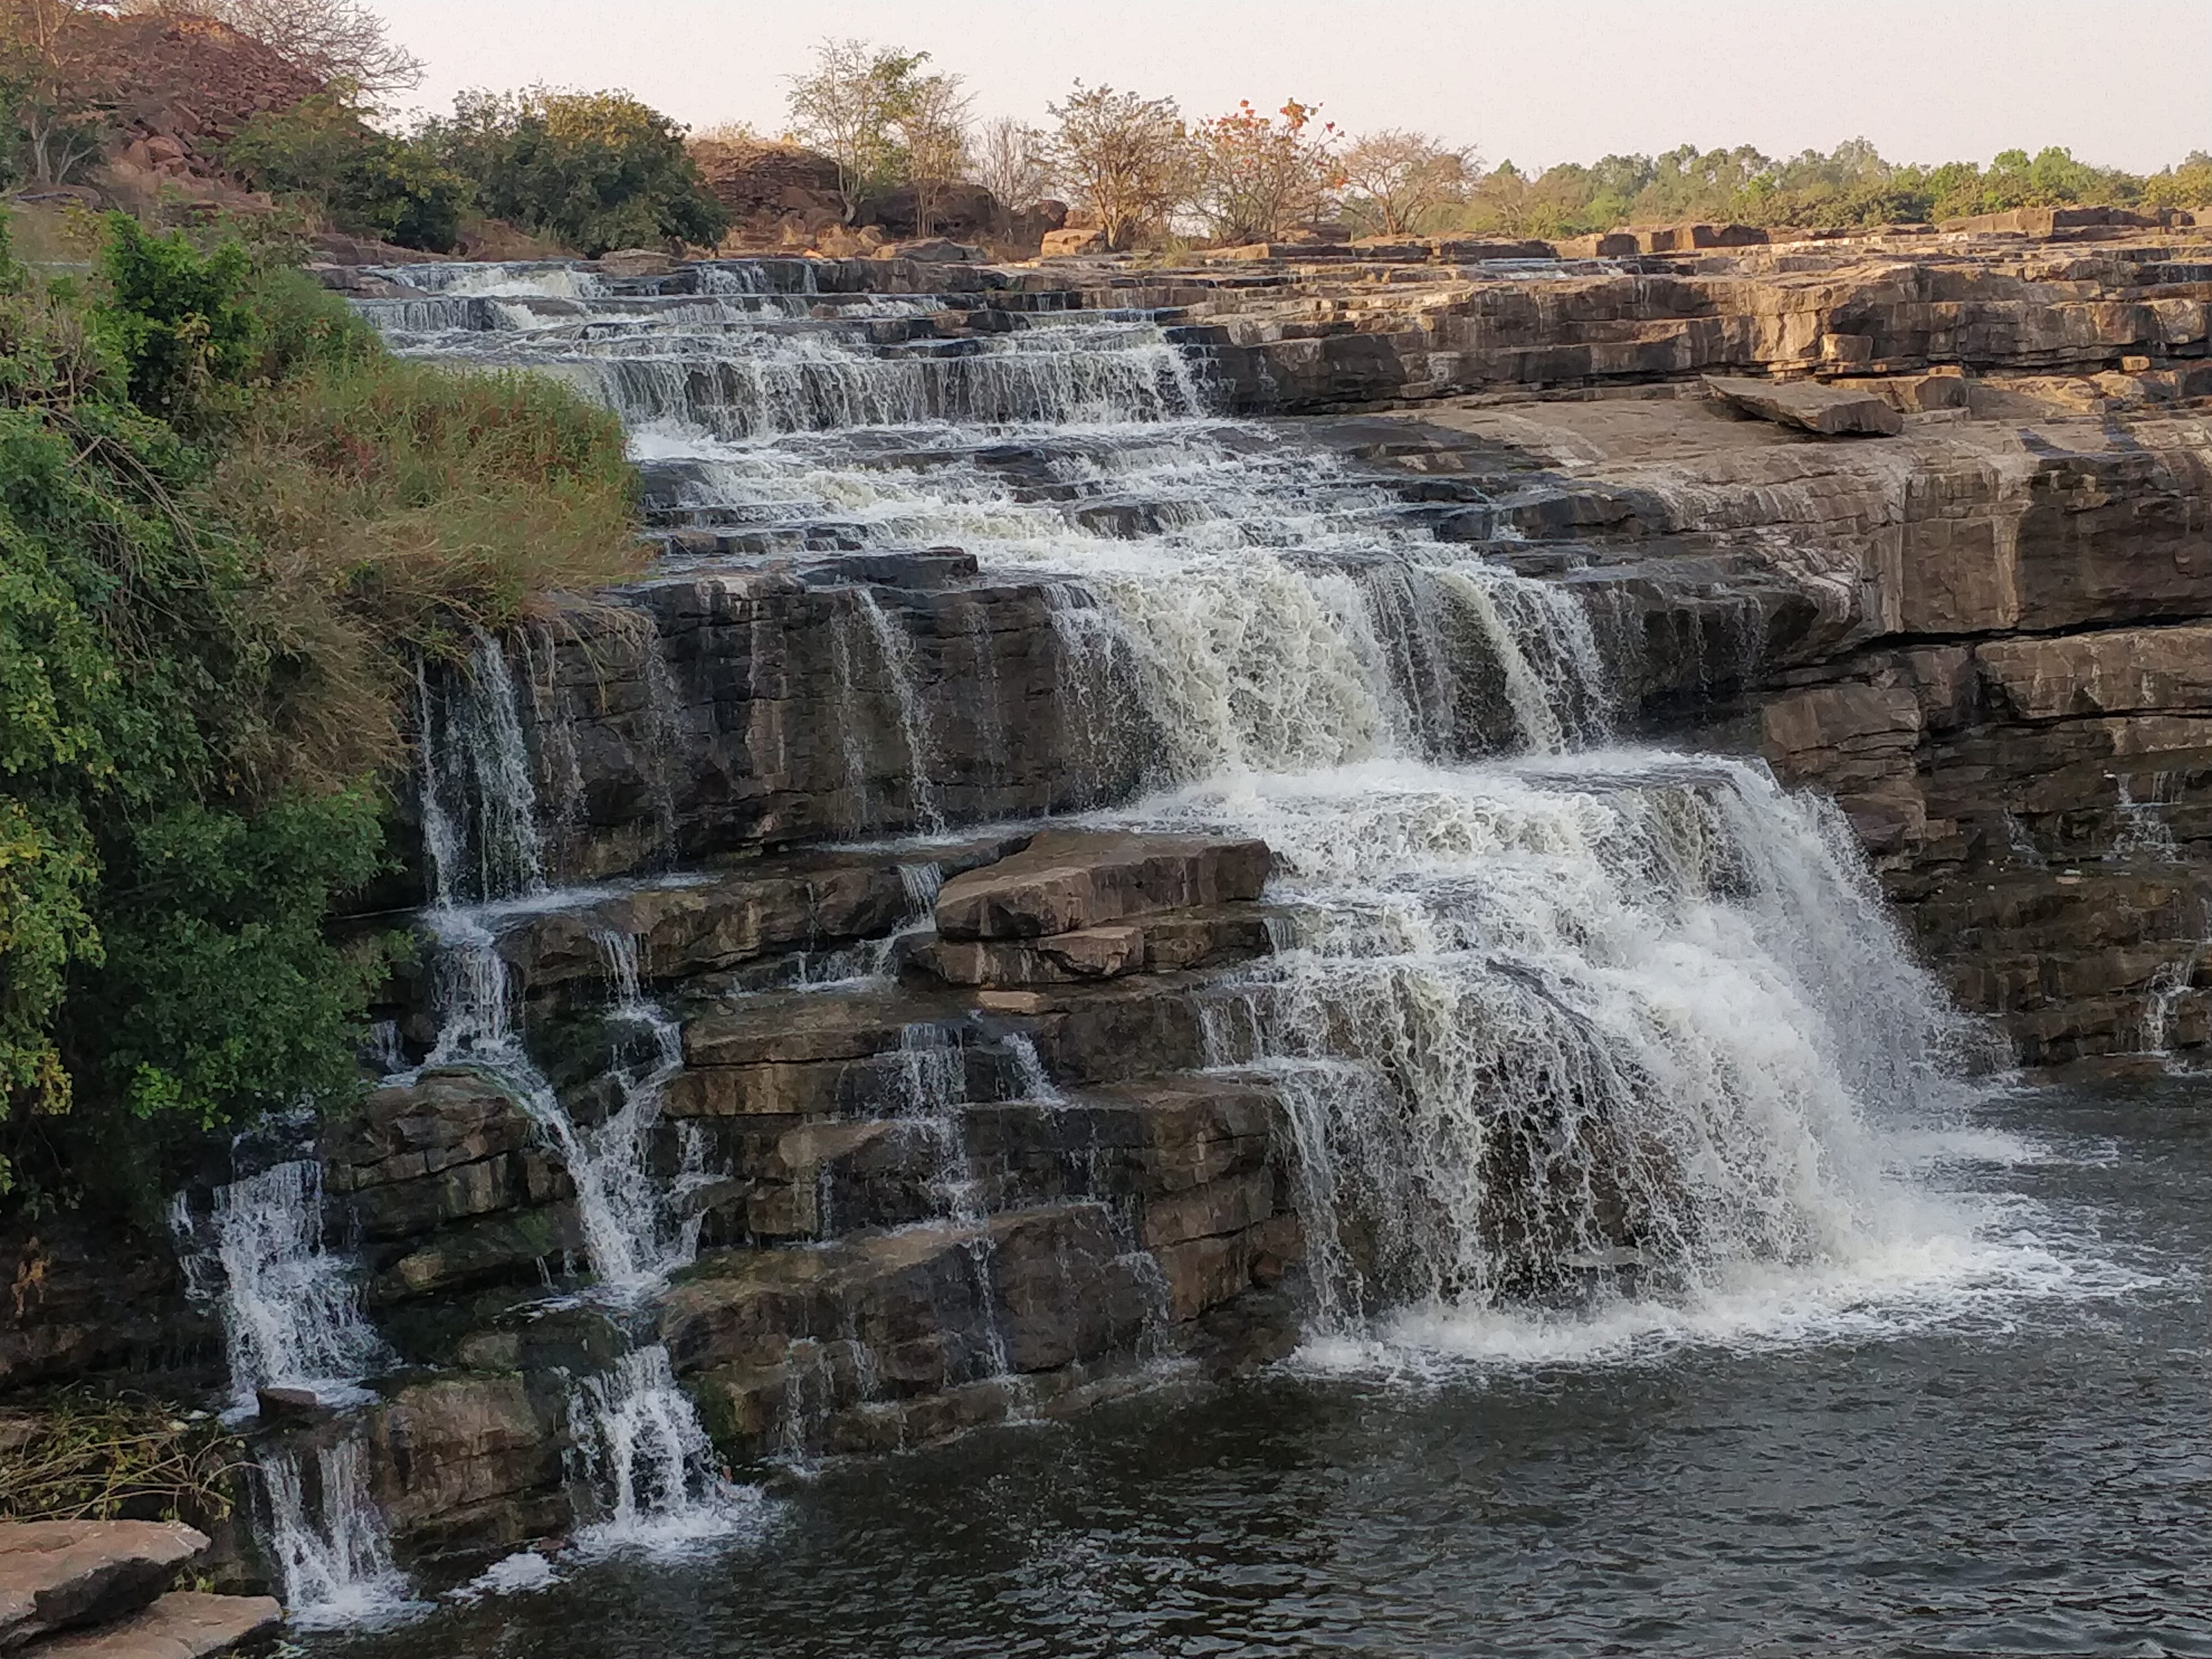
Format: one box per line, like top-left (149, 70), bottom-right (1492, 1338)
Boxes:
top-left (368, 0), bottom-right (2211, 174)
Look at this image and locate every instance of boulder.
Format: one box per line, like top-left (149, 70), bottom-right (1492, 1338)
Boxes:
top-left (919, 906), bottom-right (1276, 987)
top-left (0, 1523), bottom-right (208, 1649)
top-left (933, 831), bottom-right (1272, 941)
top-left (22, 1592), bottom-right (280, 1659)
top-left (1041, 227), bottom-right (1106, 258)
top-left (1703, 375), bottom-right (1904, 437)
top-left (871, 238), bottom-right (983, 264)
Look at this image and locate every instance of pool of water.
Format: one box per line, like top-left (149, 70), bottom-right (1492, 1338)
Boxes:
top-left (306, 1077), bottom-right (2212, 1659)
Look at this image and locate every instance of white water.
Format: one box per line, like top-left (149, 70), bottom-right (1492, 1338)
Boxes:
top-left (358, 262), bottom-right (2072, 1376)
top-left (264, 1439), bottom-right (421, 1628)
top-left (192, 1159), bottom-right (387, 1419)
top-left (570, 1346), bottom-right (764, 1555)
top-left (176, 1157), bottom-right (415, 1624)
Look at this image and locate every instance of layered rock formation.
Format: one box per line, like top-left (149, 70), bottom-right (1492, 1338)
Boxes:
top-left (9, 221), bottom-right (2211, 1602)
top-left (0, 1523), bottom-right (277, 1659)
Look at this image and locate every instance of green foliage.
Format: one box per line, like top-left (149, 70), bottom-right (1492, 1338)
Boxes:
top-left (1453, 140), bottom-right (2198, 239)
top-left (784, 39), bottom-right (935, 221)
top-left (92, 216), bottom-right (259, 423)
top-left (424, 85), bottom-right (728, 256)
top-left (0, 206), bottom-right (640, 1216)
top-left (224, 94), bottom-right (467, 254)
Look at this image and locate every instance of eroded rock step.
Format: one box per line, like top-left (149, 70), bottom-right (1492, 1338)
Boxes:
top-left (0, 1524), bottom-right (277, 1659)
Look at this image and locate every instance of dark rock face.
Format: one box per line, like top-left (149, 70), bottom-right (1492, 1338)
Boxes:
top-left (0, 1219), bottom-right (214, 1393)
top-left (394, 570), bottom-right (1142, 901)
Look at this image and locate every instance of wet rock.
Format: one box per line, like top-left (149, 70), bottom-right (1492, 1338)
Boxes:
top-left (21, 1591), bottom-right (280, 1659)
top-left (367, 1204), bottom-right (582, 1304)
top-left (492, 857), bottom-right (917, 996)
top-left (1703, 375), bottom-right (1904, 437)
top-left (935, 831), bottom-right (1272, 940)
top-left (323, 1071), bottom-right (563, 1243)
top-left (1977, 626), bottom-right (2212, 721)
top-left (919, 905), bottom-right (1276, 987)
top-left (0, 1219), bottom-right (214, 1392)
top-left (361, 1374), bottom-right (571, 1553)
top-left (0, 1522), bottom-right (207, 1648)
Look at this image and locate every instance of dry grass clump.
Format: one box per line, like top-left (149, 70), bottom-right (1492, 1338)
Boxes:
top-left (206, 352), bottom-right (645, 789)
top-left (0, 1392), bottom-right (246, 1526)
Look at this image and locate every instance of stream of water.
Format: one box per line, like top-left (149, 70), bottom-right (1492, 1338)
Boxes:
top-left (260, 260), bottom-right (2212, 1650)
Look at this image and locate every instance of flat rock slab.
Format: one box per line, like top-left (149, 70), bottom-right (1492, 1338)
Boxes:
top-left (1703, 375), bottom-right (1903, 436)
top-left (0, 1523), bottom-right (208, 1649)
top-left (935, 831), bottom-right (1272, 941)
top-left (26, 1592), bottom-right (281, 1659)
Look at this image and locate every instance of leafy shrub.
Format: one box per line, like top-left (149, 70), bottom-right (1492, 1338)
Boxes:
top-left (225, 94), bottom-right (467, 254)
top-left (424, 86), bottom-right (728, 256)
top-left (0, 208), bottom-right (640, 1216)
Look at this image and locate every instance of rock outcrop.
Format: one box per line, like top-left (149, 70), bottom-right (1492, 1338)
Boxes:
top-left (0, 1524), bottom-right (277, 1659)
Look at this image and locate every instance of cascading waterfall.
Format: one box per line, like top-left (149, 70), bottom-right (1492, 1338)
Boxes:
top-left (174, 1154), bottom-right (413, 1622)
top-left (409, 637), bottom-right (753, 1546)
top-left (188, 1158), bottom-right (388, 1418)
top-left (358, 259), bottom-right (2003, 1373)
top-left (262, 1440), bottom-right (418, 1629)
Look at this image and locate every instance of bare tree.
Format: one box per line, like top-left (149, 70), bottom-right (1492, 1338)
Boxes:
top-left (1339, 129), bottom-right (1474, 236)
top-left (1042, 82), bottom-right (1187, 251)
top-left (785, 36), bottom-right (929, 223)
top-left (0, 0), bottom-right (120, 184)
top-left (123, 0), bottom-right (421, 104)
top-left (974, 114), bottom-right (1049, 219)
top-left (896, 69), bottom-right (971, 237)
top-left (1186, 98), bottom-right (1339, 244)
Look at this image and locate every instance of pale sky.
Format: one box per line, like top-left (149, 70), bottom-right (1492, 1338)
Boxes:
top-left (371, 0), bottom-right (2210, 174)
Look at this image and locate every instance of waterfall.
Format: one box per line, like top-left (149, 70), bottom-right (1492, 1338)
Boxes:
top-left (1149, 754), bottom-right (1974, 1329)
top-left (356, 259), bottom-right (1998, 1374)
top-left (418, 634), bottom-right (547, 907)
top-left (569, 1346), bottom-right (759, 1554)
top-left (176, 1155), bottom-right (413, 1622)
top-left (262, 1440), bottom-right (419, 1628)
top-left (190, 1159), bottom-right (387, 1419)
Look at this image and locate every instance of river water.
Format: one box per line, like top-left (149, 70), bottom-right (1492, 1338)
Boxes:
top-left (303, 1076), bottom-right (2207, 1658)
top-left (277, 262), bottom-right (2212, 1654)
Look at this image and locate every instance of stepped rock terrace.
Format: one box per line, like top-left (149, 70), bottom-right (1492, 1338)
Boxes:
top-left (8, 222), bottom-right (2212, 1630)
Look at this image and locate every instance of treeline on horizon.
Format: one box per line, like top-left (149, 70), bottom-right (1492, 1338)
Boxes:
top-left (8, 5), bottom-right (2209, 260)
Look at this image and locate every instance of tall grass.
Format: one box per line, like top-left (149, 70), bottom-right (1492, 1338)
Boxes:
top-left (207, 351), bottom-right (644, 789)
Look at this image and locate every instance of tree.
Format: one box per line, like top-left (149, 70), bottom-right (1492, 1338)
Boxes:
top-left (1042, 82), bottom-right (1186, 252)
top-left (974, 115), bottom-right (1050, 222)
top-left (784, 37), bottom-right (929, 223)
top-left (225, 92), bottom-right (465, 250)
top-left (896, 68), bottom-right (971, 238)
top-left (0, 0), bottom-right (119, 184)
top-left (124, 0), bottom-right (420, 105)
top-left (1339, 129), bottom-right (1474, 237)
top-left (1186, 98), bottom-right (1339, 245)
top-left (425, 86), bottom-right (728, 256)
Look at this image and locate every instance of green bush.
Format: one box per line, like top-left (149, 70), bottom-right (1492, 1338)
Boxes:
top-left (423, 85), bottom-right (729, 256)
top-left (0, 209), bottom-right (640, 1218)
top-left (224, 95), bottom-right (468, 254)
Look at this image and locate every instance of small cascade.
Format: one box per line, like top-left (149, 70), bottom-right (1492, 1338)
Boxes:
top-left (177, 1152), bottom-right (413, 1623)
top-left (853, 591), bottom-right (944, 831)
top-left (192, 1158), bottom-right (387, 1418)
top-left (569, 1346), bottom-right (757, 1554)
top-left (262, 1440), bottom-right (419, 1628)
top-left (2139, 895), bottom-right (2212, 1060)
top-left (418, 634), bottom-right (548, 906)
top-left (1154, 755), bottom-right (1975, 1324)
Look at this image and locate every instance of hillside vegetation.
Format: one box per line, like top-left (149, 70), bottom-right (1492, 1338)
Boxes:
top-left (0, 208), bottom-right (638, 1218)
